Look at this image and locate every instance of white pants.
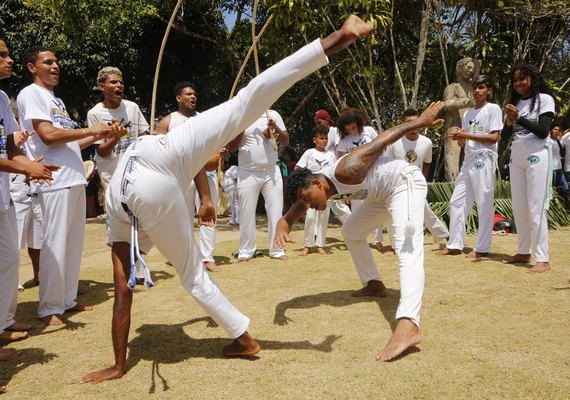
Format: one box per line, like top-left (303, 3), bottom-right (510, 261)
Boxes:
top-left (374, 200), bottom-right (448, 244)
top-left (447, 154), bottom-right (495, 253)
top-left (14, 195), bottom-right (43, 249)
top-left (352, 199), bottom-right (384, 244)
top-left (38, 186), bottom-right (86, 317)
top-left (227, 189), bottom-right (239, 224)
top-left (304, 202), bottom-right (331, 247)
top-left (237, 165), bottom-right (285, 259)
top-left (0, 207), bottom-right (19, 333)
top-left (341, 168), bottom-right (426, 326)
top-left (510, 142), bottom-right (550, 262)
top-left (187, 172), bottom-right (219, 263)
top-left (106, 38), bottom-right (328, 338)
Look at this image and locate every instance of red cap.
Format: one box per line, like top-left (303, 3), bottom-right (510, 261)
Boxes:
top-left (314, 109), bottom-right (333, 122)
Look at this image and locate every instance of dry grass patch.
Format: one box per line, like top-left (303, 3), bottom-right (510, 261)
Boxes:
top-left (2, 219), bottom-right (569, 399)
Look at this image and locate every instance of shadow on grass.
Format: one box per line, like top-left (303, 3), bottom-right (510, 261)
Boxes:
top-left (0, 347), bottom-right (58, 387)
top-left (273, 289), bottom-right (400, 332)
top-left (126, 316), bottom-right (341, 393)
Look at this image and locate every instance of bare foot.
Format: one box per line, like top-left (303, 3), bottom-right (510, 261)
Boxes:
top-left (204, 261), bottom-right (221, 272)
top-left (66, 304), bottom-right (93, 312)
top-left (0, 348), bottom-right (21, 361)
top-left (80, 365), bottom-right (125, 384)
top-left (502, 254), bottom-right (531, 264)
top-left (40, 314), bottom-right (68, 326)
top-left (437, 247), bottom-right (461, 256)
top-left (528, 262), bottom-right (551, 274)
top-left (0, 385), bottom-right (5, 394)
top-left (273, 255), bottom-right (289, 261)
top-left (237, 257), bottom-right (250, 263)
top-left (299, 247), bottom-right (311, 256)
top-left (466, 251), bottom-right (488, 259)
top-left (374, 242), bottom-right (384, 252)
top-left (0, 331), bottom-right (28, 341)
top-left (6, 321), bottom-right (33, 332)
top-left (376, 318), bottom-right (422, 361)
top-left (352, 280), bottom-right (388, 298)
top-left (382, 246), bottom-right (395, 256)
top-left (321, 15), bottom-right (373, 56)
top-left (316, 247), bottom-right (330, 255)
top-left (223, 331), bottom-right (261, 357)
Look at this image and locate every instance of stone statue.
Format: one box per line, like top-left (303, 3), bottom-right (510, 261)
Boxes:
top-left (443, 57), bottom-right (481, 181)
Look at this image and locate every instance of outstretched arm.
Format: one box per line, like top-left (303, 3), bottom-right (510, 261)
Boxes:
top-left (275, 201), bottom-right (309, 248)
top-left (335, 101), bottom-right (445, 185)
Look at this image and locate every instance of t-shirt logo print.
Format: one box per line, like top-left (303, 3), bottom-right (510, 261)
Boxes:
top-left (527, 155), bottom-right (540, 165)
top-left (0, 119), bottom-right (6, 155)
top-left (332, 189), bottom-right (368, 201)
top-left (405, 150), bottom-right (417, 164)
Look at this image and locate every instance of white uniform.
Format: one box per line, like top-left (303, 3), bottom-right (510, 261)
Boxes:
top-left (10, 173), bottom-right (43, 250)
top-left (325, 126), bottom-right (351, 223)
top-left (221, 165), bottom-right (239, 225)
top-left (105, 38), bottom-right (328, 337)
top-left (385, 135), bottom-right (449, 243)
top-left (87, 100), bottom-right (149, 189)
top-left (17, 83), bottom-right (87, 318)
top-left (561, 131), bottom-right (570, 179)
top-left (236, 109), bottom-right (287, 259)
top-left (296, 148), bottom-right (336, 247)
top-left (0, 90), bottom-right (21, 334)
top-left (446, 103), bottom-right (502, 253)
top-left (322, 156), bottom-right (426, 326)
top-left (509, 94), bottom-right (555, 262)
top-left (169, 111), bottom-right (218, 264)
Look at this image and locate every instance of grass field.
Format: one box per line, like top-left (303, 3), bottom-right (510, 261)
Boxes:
top-left (2, 217), bottom-right (569, 399)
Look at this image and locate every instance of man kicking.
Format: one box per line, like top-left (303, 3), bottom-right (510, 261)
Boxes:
top-left (274, 102), bottom-right (445, 361)
top-left (80, 15), bottom-right (373, 384)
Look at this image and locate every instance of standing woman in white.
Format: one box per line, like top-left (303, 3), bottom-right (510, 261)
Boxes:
top-left (439, 75), bottom-right (502, 259)
top-left (501, 63), bottom-right (558, 273)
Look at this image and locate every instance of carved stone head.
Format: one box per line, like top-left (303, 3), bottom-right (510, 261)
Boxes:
top-left (455, 58), bottom-right (481, 83)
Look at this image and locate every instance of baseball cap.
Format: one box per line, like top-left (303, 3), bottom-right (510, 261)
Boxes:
top-left (314, 109), bottom-right (333, 122)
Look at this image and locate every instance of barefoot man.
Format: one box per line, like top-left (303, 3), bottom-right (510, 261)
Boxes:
top-left (80, 15), bottom-right (374, 384)
top-left (275, 102), bottom-right (445, 361)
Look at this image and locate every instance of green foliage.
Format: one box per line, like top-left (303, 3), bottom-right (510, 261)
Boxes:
top-left (427, 180), bottom-right (570, 234)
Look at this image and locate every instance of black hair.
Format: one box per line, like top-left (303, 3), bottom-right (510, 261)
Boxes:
top-left (286, 168), bottom-right (315, 204)
top-left (337, 107), bottom-right (364, 139)
top-left (173, 81), bottom-right (197, 98)
top-left (402, 108), bottom-right (419, 119)
top-left (22, 45), bottom-right (51, 73)
top-left (508, 62), bottom-right (558, 113)
top-left (312, 124), bottom-right (329, 137)
top-left (472, 74), bottom-right (493, 89)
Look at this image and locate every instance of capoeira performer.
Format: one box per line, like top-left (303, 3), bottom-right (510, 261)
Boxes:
top-left (87, 66), bottom-right (149, 212)
top-left (438, 75), bottom-right (501, 259)
top-left (221, 161), bottom-right (240, 225)
top-left (501, 63), bottom-right (558, 273)
top-left (0, 38), bottom-right (58, 368)
top-left (383, 108), bottom-right (449, 248)
top-left (275, 101), bottom-right (445, 361)
top-left (295, 125), bottom-right (336, 255)
top-left (227, 108), bottom-right (289, 262)
top-left (156, 82), bottom-right (224, 272)
top-left (79, 15), bottom-right (374, 384)
top-left (17, 46), bottom-right (118, 325)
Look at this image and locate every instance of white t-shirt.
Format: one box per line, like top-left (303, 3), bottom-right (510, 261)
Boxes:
top-left (336, 126), bottom-right (377, 155)
top-left (548, 138), bottom-right (562, 170)
top-left (1, 90), bottom-right (19, 210)
top-left (321, 155), bottom-right (408, 202)
top-left (169, 111), bottom-right (197, 131)
top-left (87, 100), bottom-right (148, 179)
top-left (512, 94), bottom-right (555, 145)
top-left (221, 165), bottom-right (238, 192)
top-left (17, 83), bottom-right (86, 192)
top-left (461, 102), bottom-right (502, 162)
top-left (237, 110), bottom-right (286, 172)
top-left (296, 148), bottom-right (336, 173)
top-left (325, 126), bottom-right (340, 156)
top-left (385, 135), bottom-right (432, 167)
top-left (560, 132), bottom-right (570, 172)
